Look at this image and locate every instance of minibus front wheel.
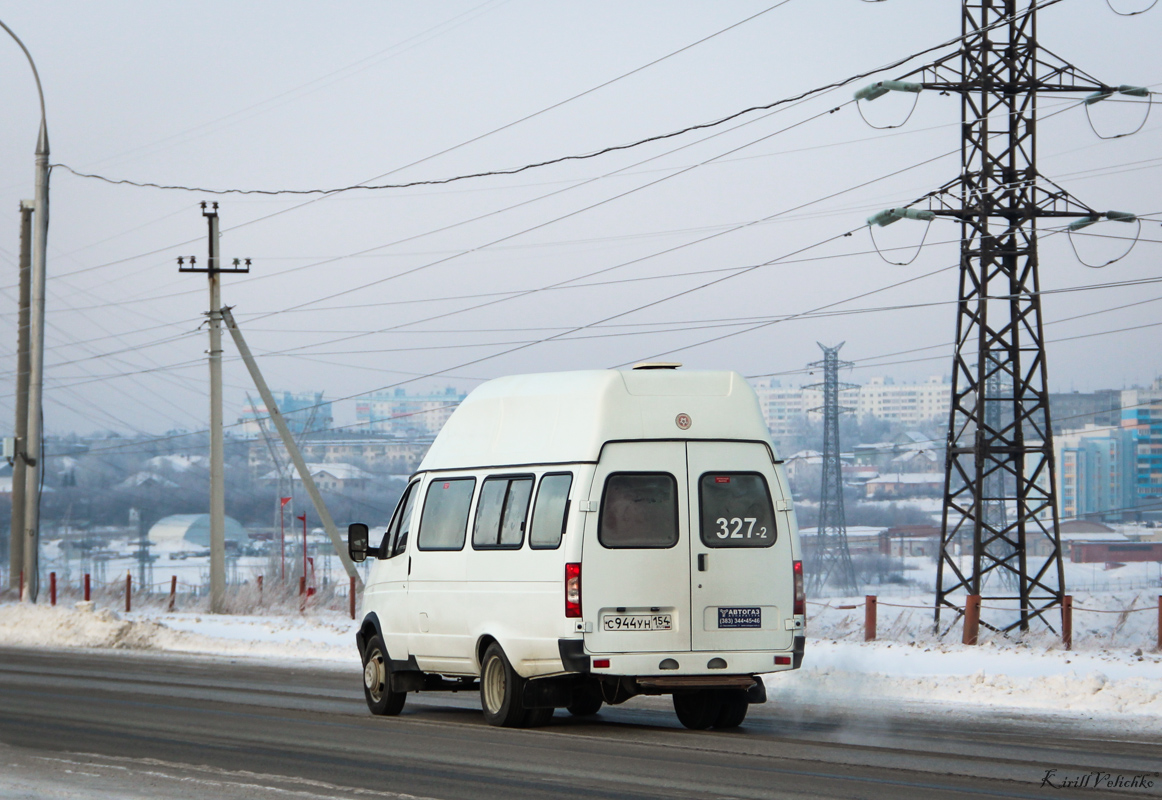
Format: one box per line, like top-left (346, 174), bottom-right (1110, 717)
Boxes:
top-left (362, 635), bottom-right (406, 716)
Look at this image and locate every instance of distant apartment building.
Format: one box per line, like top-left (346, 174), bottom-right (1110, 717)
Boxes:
top-left (750, 376), bottom-right (950, 436)
top-left (238, 392), bottom-right (332, 439)
top-left (355, 387), bottom-right (467, 438)
top-left (1122, 378), bottom-right (1162, 502)
top-left (248, 436), bottom-right (431, 477)
top-left (855, 376), bottom-right (951, 426)
top-left (1054, 424), bottom-right (1138, 521)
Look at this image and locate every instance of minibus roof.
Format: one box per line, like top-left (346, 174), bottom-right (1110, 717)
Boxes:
top-left (419, 369), bottom-right (774, 472)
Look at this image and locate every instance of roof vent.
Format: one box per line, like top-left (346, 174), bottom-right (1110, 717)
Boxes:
top-left (631, 362), bottom-right (682, 370)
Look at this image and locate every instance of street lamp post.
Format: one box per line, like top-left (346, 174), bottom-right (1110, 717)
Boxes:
top-left (0, 19), bottom-right (49, 602)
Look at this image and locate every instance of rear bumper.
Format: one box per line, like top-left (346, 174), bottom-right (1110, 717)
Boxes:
top-left (557, 637), bottom-right (803, 678)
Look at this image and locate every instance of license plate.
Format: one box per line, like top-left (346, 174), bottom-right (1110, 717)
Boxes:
top-left (718, 607), bottom-right (761, 629)
top-left (602, 614), bottom-right (672, 631)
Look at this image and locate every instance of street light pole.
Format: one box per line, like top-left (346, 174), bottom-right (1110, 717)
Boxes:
top-left (1, 19), bottom-right (50, 602)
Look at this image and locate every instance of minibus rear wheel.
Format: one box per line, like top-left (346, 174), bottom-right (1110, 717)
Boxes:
top-left (713, 689), bottom-right (749, 729)
top-left (672, 690), bottom-right (721, 730)
top-left (362, 634), bottom-right (406, 716)
top-left (567, 683), bottom-right (603, 717)
top-left (480, 643), bottom-right (527, 727)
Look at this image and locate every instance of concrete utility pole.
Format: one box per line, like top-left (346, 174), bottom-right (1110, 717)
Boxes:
top-left (1, 19), bottom-right (51, 602)
top-left (178, 203), bottom-right (249, 613)
top-left (221, 307), bottom-right (362, 589)
top-left (8, 200), bottom-right (33, 593)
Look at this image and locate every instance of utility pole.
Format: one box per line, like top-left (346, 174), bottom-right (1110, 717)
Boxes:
top-left (221, 307), bottom-right (362, 589)
top-left (9, 200), bottom-right (32, 593)
top-left (804, 342), bottom-right (859, 596)
top-left (860, 1), bottom-right (1136, 632)
top-left (0, 16), bottom-right (53, 603)
top-left (178, 203), bottom-right (249, 613)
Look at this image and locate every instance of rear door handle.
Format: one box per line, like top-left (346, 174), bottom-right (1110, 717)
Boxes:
top-left (697, 554), bottom-right (707, 572)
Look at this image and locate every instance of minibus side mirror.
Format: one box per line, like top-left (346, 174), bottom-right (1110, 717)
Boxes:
top-left (348, 522), bottom-right (369, 563)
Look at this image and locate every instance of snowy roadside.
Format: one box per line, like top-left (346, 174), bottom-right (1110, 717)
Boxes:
top-left (1, 600), bottom-right (1159, 732)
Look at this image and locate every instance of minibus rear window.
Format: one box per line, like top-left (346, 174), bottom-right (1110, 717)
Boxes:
top-left (599, 473), bottom-right (679, 549)
top-left (530, 473), bottom-right (572, 549)
top-left (417, 478), bottom-right (476, 551)
top-left (698, 473), bottom-right (777, 548)
top-left (473, 476), bottom-right (533, 549)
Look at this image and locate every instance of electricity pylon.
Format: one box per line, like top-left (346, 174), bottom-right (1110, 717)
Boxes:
top-left (804, 342), bottom-right (859, 596)
top-left (861, 1), bottom-right (1142, 632)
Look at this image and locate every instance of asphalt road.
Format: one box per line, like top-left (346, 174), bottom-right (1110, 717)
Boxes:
top-left (0, 646), bottom-right (1158, 800)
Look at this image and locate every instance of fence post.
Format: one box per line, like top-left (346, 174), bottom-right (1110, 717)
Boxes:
top-left (1157, 595), bottom-right (1161, 653)
top-left (49, 572), bottom-right (56, 606)
top-left (350, 575), bottom-right (357, 620)
top-left (18, 570), bottom-right (23, 601)
top-left (168, 575), bottom-right (177, 612)
top-left (125, 572), bottom-right (132, 613)
top-left (962, 595), bottom-right (981, 646)
top-left (84, 573), bottom-right (90, 602)
top-left (1061, 595), bottom-right (1072, 651)
top-left (257, 574), bottom-right (263, 605)
top-left (864, 595), bottom-right (877, 641)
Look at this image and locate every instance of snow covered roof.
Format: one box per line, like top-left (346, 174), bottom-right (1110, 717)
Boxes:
top-left (146, 454), bottom-right (207, 472)
top-left (118, 472), bottom-right (180, 489)
top-left (148, 514), bottom-right (247, 549)
top-left (261, 462), bottom-right (372, 482)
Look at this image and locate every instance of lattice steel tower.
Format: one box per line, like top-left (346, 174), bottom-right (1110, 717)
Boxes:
top-left (804, 342), bottom-right (859, 596)
top-left (908, 1), bottom-right (1119, 632)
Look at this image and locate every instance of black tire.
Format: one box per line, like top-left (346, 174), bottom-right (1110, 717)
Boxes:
top-left (713, 689), bottom-right (749, 729)
top-left (566, 683), bottom-right (603, 717)
top-left (479, 643), bottom-right (527, 727)
top-left (523, 706), bottom-right (555, 727)
top-left (362, 634), bottom-right (406, 716)
top-left (673, 690), bottom-right (722, 730)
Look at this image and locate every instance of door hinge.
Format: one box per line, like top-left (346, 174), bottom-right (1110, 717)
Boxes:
top-left (776, 499), bottom-right (792, 512)
top-left (578, 500), bottom-right (598, 513)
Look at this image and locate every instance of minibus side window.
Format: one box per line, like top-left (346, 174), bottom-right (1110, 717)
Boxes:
top-left (599, 473), bottom-right (679, 549)
top-left (473, 476), bottom-right (533, 549)
top-left (389, 481), bottom-right (419, 558)
top-left (417, 478), bottom-right (476, 551)
top-left (530, 473), bottom-right (572, 549)
top-left (698, 472), bottom-right (778, 549)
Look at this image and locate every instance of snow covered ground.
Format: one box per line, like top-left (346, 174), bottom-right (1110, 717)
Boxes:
top-left (1, 590), bottom-right (1159, 732)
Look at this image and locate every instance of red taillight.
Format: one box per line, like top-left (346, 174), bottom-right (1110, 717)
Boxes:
top-left (593, 658), bottom-right (610, 669)
top-left (775, 656), bottom-right (791, 666)
top-left (565, 562), bottom-right (582, 618)
top-left (793, 560), bottom-right (805, 616)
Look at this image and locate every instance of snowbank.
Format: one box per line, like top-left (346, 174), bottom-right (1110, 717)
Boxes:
top-left (1, 599), bottom-right (1159, 727)
top-left (0, 602), bottom-right (353, 662)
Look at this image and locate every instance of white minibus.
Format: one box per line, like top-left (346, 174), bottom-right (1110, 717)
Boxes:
top-left (348, 366), bottom-right (804, 729)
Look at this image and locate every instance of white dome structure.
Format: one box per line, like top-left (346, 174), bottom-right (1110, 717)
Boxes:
top-left (148, 514), bottom-right (246, 551)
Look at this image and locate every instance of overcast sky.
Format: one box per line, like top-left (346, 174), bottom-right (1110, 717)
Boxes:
top-left (1, 0), bottom-right (1159, 438)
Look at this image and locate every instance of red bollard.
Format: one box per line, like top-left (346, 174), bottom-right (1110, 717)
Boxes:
top-left (963, 595), bottom-right (981, 646)
top-left (168, 575), bottom-right (177, 612)
top-left (84, 573), bottom-right (91, 602)
top-left (125, 572), bottom-right (132, 613)
top-left (1062, 595), bottom-right (1073, 651)
top-left (299, 575), bottom-right (306, 596)
top-left (349, 575), bottom-right (356, 620)
top-left (864, 595), bottom-right (877, 642)
top-left (49, 572), bottom-right (56, 606)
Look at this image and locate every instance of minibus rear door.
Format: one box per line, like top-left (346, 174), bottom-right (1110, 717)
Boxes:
top-left (686, 441), bottom-right (794, 653)
top-left (582, 442), bottom-right (692, 655)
